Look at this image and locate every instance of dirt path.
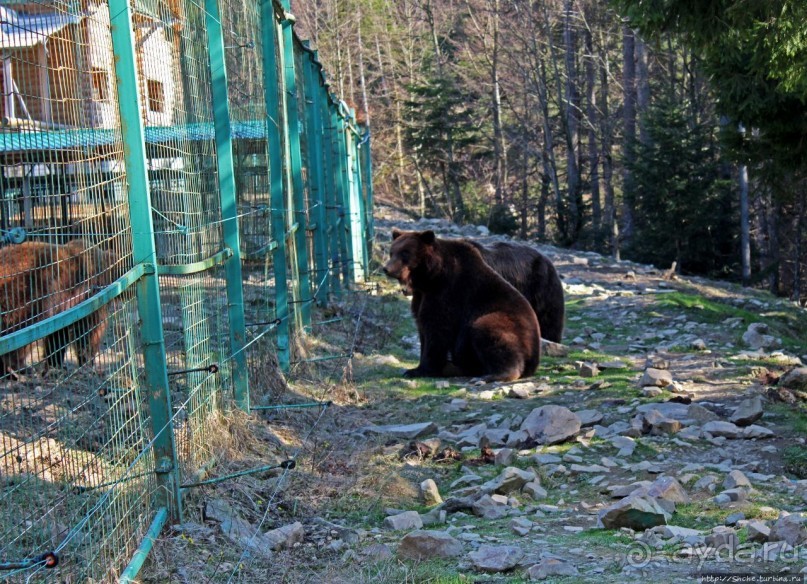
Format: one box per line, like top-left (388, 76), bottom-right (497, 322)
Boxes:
top-left (142, 210), bottom-right (807, 583)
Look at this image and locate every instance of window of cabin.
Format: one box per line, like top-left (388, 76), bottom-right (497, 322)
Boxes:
top-left (91, 69), bottom-right (109, 101)
top-left (147, 79), bottom-right (165, 113)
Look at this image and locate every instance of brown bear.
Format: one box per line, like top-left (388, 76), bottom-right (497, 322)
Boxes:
top-left (384, 229), bottom-right (540, 382)
top-left (0, 239), bottom-right (117, 373)
top-left (465, 240), bottom-right (565, 343)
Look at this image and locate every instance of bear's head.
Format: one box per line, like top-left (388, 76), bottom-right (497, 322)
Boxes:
top-left (383, 229), bottom-right (439, 291)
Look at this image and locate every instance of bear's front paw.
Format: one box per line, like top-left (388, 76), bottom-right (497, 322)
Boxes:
top-left (402, 367), bottom-right (427, 378)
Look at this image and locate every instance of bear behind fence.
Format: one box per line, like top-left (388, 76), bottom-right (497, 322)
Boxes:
top-left (0, 240), bottom-right (118, 373)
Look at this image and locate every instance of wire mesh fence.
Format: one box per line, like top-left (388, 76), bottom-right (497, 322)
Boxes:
top-left (0, 0), bottom-right (371, 579)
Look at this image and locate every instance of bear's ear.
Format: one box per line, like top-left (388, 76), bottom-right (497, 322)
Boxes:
top-left (391, 228), bottom-right (403, 240)
top-left (420, 230), bottom-right (435, 245)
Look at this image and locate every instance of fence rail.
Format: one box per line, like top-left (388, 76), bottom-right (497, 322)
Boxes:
top-left (0, 0), bottom-right (372, 578)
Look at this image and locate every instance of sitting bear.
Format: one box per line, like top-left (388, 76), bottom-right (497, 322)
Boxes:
top-left (465, 240), bottom-right (565, 342)
top-left (384, 229), bottom-right (540, 382)
top-left (0, 239), bottom-right (118, 373)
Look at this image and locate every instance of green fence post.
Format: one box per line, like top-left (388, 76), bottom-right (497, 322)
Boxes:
top-left (347, 112), bottom-right (369, 280)
top-left (335, 105), bottom-right (355, 283)
top-left (360, 127), bottom-right (374, 261)
top-left (204, 0), bottom-right (250, 411)
top-left (260, 0), bottom-right (291, 371)
top-left (279, 1), bottom-right (312, 329)
top-left (302, 45), bottom-right (330, 306)
top-left (321, 92), bottom-right (342, 299)
top-left (109, 0), bottom-right (182, 520)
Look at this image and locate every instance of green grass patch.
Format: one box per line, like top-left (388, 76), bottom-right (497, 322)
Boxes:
top-left (655, 291), bottom-right (756, 325)
top-left (783, 445), bottom-right (807, 479)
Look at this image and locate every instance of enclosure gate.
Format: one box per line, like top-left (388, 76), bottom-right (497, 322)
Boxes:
top-left (0, 0), bottom-right (371, 579)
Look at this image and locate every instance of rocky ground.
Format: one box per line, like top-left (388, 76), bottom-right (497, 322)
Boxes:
top-left (142, 208), bottom-right (807, 583)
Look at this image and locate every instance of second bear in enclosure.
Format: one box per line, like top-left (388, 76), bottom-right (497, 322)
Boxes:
top-left (384, 229), bottom-right (540, 382)
top-left (465, 240), bottom-right (565, 343)
top-left (0, 240), bottom-right (118, 373)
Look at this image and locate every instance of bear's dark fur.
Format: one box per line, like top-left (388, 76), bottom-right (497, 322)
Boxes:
top-left (465, 240), bottom-right (565, 343)
top-left (384, 229), bottom-right (540, 382)
top-left (0, 240), bottom-right (117, 373)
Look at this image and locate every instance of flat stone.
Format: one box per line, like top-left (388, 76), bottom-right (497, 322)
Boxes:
top-left (642, 387), bottom-right (663, 398)
top-left (575, 409), bottom-right (604, 427)
top-left (725, 512), bottom-right (745, 526)
top-left (600, 360), bottom-right (628, 369)
top-left (570, 464), bottom-right (611, 474)
top-left (702, 421), bottom-right (743, 439)
top-left (520, 405), bottom-right (581, 445)
top-left (469, 544), bottom-right (524, 573)
top-left (527, 558), bottom-right (579, 580)
top-left (579, 362), bottom-right (600, 377)
top-left (362, 422), bottom-right (437, 439)
top-left (508, 386), bottom-right (530, 399)
top-left (482, 467), bottom-right (537, 495)
top-left (609, 436), bottom-right (636, 457)
top-left (511, 517), bottom-right (533, 536)
top-left (397, 530), bottom-right (464, 560)
top-left (597, 494), bottom-right (671, 530)
top-left (639, 368), bottom-right (673, 387)
top-left (658, 525), bottom-right (702, 538)
top-left (384, 511), bottom-right (423, 531)
top-left (637, 402), bottom-right (690, 420)
top-left (743, 323), bottom-right (779, 350)
top-left (743, 424), bottom-right (774, 439)
top-left (705, 526), bottom-right (738, 550)
top-left (720, 488), bottom-right (749, 503)
top-left (756, 541), bottom-right (794, 561)
top-left (205, 499), bottom-right (275, 558)
top-left (420, 508), bottom-right (447, 526)
top-left (608, 481), bottom-right (652, 498)
top-left (542, 339), bottom-right (570, 357)
top-left (495, 448), bottom-right (516, 466)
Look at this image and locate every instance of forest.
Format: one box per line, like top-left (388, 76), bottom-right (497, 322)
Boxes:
top-left (289, 0), bottom-right (807, 303)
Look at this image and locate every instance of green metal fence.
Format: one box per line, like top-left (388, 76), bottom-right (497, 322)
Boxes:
top-left (0, 0), bottom-right (371, 579)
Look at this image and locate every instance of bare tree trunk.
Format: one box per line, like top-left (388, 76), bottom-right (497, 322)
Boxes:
top-left (598, 29), bottom-right (618, 260)
top-left (636, 36), bottom-right (650, 146)
top-left (584, 25), bottom-right (601, 243)
top-left (739, 162), bottom-right (751, 286)
top-left (536, 57), bottom-right (562, 237)
top-left (356, 10), bottom-right (370, 127)
top-left (561, 0), bottom-right (580, 242)
top-left (794, 189), bottom-right (804, 302)
top-left (621, 25), bottom-right (636, 246)
top-left (491, 0), bottom-right (507, 206)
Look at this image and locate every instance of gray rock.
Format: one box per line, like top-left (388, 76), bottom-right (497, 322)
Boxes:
top-left (527, 558), bottom-right (579, 580)
top-left (361, 422), bottom-right (437, 439)
top-left (600, 360), bottom-right (628, 369)
top-left (520, 405), bottom-right (581, 445)
top-left (780, 367), bottom-right (807, 391)
top-left (534, 453), bottom-right (562, 465)
top-left (472, 494), bottom-right (510, 519)
top-left (702, 421), bottom-right (743, 439)
top-left (723, 470), bottom-right (751, 490)
top-left (687, 403), bottom-right (720, 423)
top-left (363, 543), bottom-right (393, 559)
top-left (420, 508), bottom-right (447, 526)
top-left (510, 517), bottom-right (533, 536)
top-left (743, 425), bottom-right (774, 439)
top-left (647, 476), bottom-right (690, 504)
top-left (522, 481), bottom-right (548, 500)
top-left (746, 520), bottom-right (771, 543)
top-left (205, 499), bottom-right (275, 558)
top-left (482, 467), bottom-right (537, 495)
top-left (691, 339), bottom-right (708, 351)
top-left (720, 488), bottom-right (749, 503)
top-left (579, 362), bottom-right (600, 378)
top-left (642, 387), bottom-right (663, 398)
top-left (597, 494), bottom-right (671, 530)
top-left (607, 481), bottom-right (652, 498)
top-left (768, 514), bottom-right (807, 546)
top-left (639, 368), bottom-right (673, 387)
top-left (658, 525), bottom-right (702, 538)
top-left (725, 512), bottom-right (745, 526)
top-left (570, 464), bottom-right (611, 474)
top-left (705, 526), bottom-right (738, 550)
top-left (495, 448), bottom-right (516, 466)
top-left (609, 436), bottom-right (636, 457)
top-left (576, 409), bottom-right (604, 427)
top-left (384, 511), bottom-right (423, 531)
top-left (508, 386), bottom-right (530, 399)
top-left (397, 530), bottom-right (464, 560)
top-left (542, 339), bottom-right (570, 357)
top-left (755, 541), bottom-right (794, 562)
top-left (420, 479), bottom-right (443, 506)
top-left (637, 402), bottom-right (690, 420)
top-left (469, 544), bottom-right (524, 573)
top-left (265, 522), bottom-right (305, 550)
top-left (742, 323), bottom-right (780, 350)
top-left (730, 397), bottom-right (764, 427)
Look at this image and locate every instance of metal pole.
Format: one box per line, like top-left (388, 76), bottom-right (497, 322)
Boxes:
top-left (347, 110), bottom-right (368, 280)
top-left (320, 92), bottom-right (342, 299)
top-left (260, 0), bottom-right (291, 371)
top-left (109, 0), bottom-right (182, 521)
top-left (360, 127), bottom-right (374, 260)
top-left (333, 104), bottom-right (353, 284)
top-left (204, 0), bottom-right (250, 411)
top-left (279, 1), bottom-right (312, 329)
top-left (301, 45), bottom-right (330, 306)
top-left (119, 507), bottom-right (168, 584)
